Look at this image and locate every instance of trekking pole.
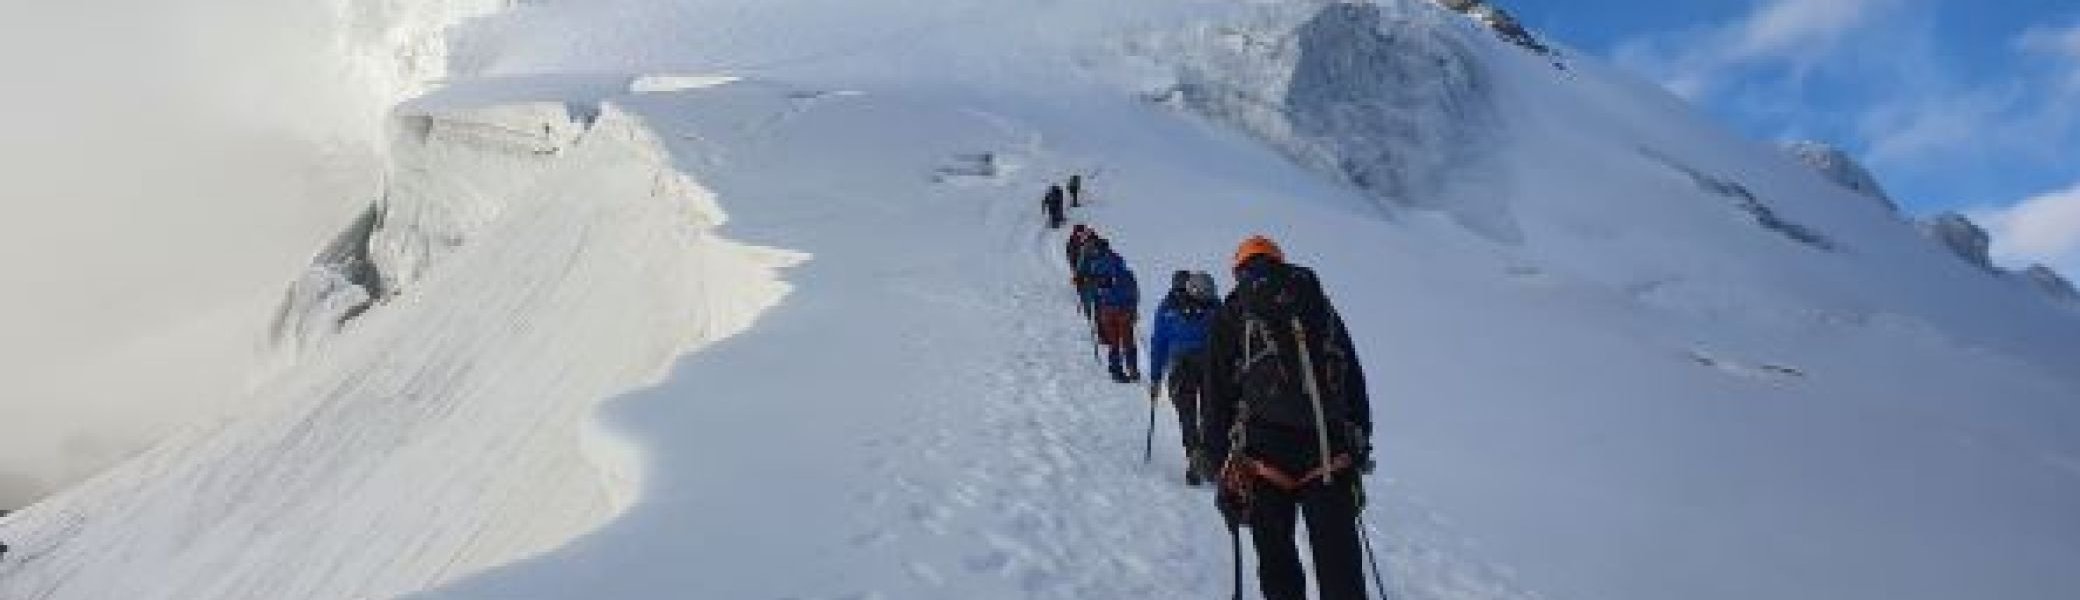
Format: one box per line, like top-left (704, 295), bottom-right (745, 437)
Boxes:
top-left (1143, 384), bottom-right (1160, 464)
top-left (1086, 305), bottom-right (1105, 367)
top-left (1358, 513), bottom-right (1391, 600)
top-left (1228, 522), bottom-right (1245, 600)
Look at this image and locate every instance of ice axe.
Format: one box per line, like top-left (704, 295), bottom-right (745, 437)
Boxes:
top-left (1360, 512), bottom-right (1391, 599)
top-left (1143, 382), bottom-right (1160, 464)
top-left (1228, 523), bottom-right (1245, 600)
top-left (1148, 377), bottom-right (1164, 466)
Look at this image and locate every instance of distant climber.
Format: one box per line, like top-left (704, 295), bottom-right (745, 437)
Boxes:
top-left (1150, 270), bottom-right (1221, 485)
top-left (1066, 225), bottom-right (1097, 270)
top-left (1077, 237), bottom-right (1141, 383)
top-left (1042, 185), bottom-right (1067, 229)
top-left (1067, 225), bottom-right (1101, 317)
top-left (1204, 235), bottom-right (1374, 600)
top-left (1068, 174), bottom-right (1085, 207)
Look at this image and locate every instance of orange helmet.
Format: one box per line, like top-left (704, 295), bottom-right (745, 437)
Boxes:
top-left (1232, 235), bottom-right (1284, 270)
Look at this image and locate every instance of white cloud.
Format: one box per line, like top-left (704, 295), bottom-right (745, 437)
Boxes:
top-left (1613, 0), bottom-right (1897, 98)
top-left (1728, 0), bottom-right (1891, 60)
top-left (2018, 21), bottom-right (2080, 92)
top-left (1607, 1), bottom-right (2079, 242)
top-left (1976, 182), bottom-right (2080, 276)
top-left (2018, 22), bottom-right (2080, 57)
top-left (1858, 86), bottom-right (2021, 167)
top-left (1855, 18), bottom-right (2080, 172)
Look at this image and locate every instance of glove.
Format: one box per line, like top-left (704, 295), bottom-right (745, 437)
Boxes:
top-left (1356, 438), bottom-right (1376, 475)
top-left (1216, 460), bottom-right (1253, 528)
top-left (1346, 422), bottom-right (1375, 475)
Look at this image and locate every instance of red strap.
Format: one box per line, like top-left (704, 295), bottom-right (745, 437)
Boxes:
top-left (1246, 454), bottom-right (1353, 492)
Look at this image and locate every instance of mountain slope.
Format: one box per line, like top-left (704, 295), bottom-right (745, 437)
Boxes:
top-left (5, 1), bottom-right (2079, 599)
top-left (0, 95), bottom-right (796, 599)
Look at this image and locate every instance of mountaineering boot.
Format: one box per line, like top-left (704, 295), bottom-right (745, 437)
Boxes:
top-left (1187, 466), bottom-right (1205, 486)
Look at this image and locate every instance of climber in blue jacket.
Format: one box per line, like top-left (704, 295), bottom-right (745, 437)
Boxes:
top-left (1149, 270), bottom-right (1221, 485)
top-left (1077, 238), bottom-right (1141, 383)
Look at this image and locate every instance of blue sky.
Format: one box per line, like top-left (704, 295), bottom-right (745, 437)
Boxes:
top-left (1507, 0), bottom-right (2080, 276)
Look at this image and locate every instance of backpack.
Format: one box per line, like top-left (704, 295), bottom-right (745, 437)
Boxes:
top-left (1167, 270), bottom-right (1220, 309)
top-left (1082, 247), bottom-right (1136, 307)
top-left (1224, 264), bottom-right (1358, 442)
top-left (1066, 230), bottom-right (1094, 268)
top-left (1184, 271), bottom-right (1218, 304)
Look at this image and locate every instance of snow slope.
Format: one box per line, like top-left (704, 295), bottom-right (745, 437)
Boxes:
top-left (0, 91), bottom-right (797, 599)
top-left (0, 0), bottom-right (510, 508)
top-left (8, 1), bottom-right (2080, 599)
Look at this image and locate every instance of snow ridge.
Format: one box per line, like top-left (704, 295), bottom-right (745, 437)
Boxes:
top-left (10, 2), bottom-right (2080, 600)
top-left (0, 97), bottom-right (798, 600)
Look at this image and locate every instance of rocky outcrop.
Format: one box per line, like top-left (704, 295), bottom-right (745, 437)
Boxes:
top-left (1431, 0), bottom-right (1552, 55)
top-left (1919, 212), bottom-right (1994, 270)
top-left (1913, 214), bottom-right (2074, 306)
top-left (2021, 264), bottom-right (2079, 303)
top-left (1644, 150), bottom-right (1837, 251)
top-left (1782, 141), bottom-right (1897, 213)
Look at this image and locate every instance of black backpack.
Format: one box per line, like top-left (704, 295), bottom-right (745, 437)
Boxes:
top-left (1167, 271), bottom-right (1219, 316)
top-left (1225, 264), bottom-right (1359, 441)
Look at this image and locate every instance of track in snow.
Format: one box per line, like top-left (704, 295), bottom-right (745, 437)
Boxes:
top-left (412, 79), bottom-right (1544, 600)
top-left (830, 192), bottom-right (1234, 598)
top-left (813, 161), bottom-right (1541, 599)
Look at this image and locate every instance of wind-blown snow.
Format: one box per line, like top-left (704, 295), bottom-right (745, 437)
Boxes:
top-left (6, 1), bottom-right (2080, 600)
top-left (0, 97), bottom-right (798, 600)
top-left (0, 0), bottom-right (512, 508)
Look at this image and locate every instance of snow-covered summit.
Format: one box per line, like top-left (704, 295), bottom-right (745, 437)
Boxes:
top-left (2022, 264), bottom-right (2080, 302)
top-left (4, 2), bottom-right (2079, 600)
top-left (1782, 140), bottom-right (1897, 212)
top-left (1920, 211), bottom-right (1997, 270)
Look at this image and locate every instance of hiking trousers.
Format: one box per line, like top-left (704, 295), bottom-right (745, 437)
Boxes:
top-left (1166, 352), bottom-right (1207, 457)
top-left (1250, 477), bottom-right (1368, 600)
top-left (1098, 308), bottom-right (1140, 376)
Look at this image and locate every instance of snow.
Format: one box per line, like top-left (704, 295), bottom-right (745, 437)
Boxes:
top-left (629, 75), bottom-right (740, 94)
top-left (1781, 140), bottom-right (1898, 212)
top-left (0, 97), bottom-right (799, 600)
top-left (6, 1), bottom-right (2080, 600)
top-left (0, 0), bottom-right (511, 507)
top-left (2022, 264), bottom-right (2080, 302)
top-left (1138, 1), bottom-right (1510, 237)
